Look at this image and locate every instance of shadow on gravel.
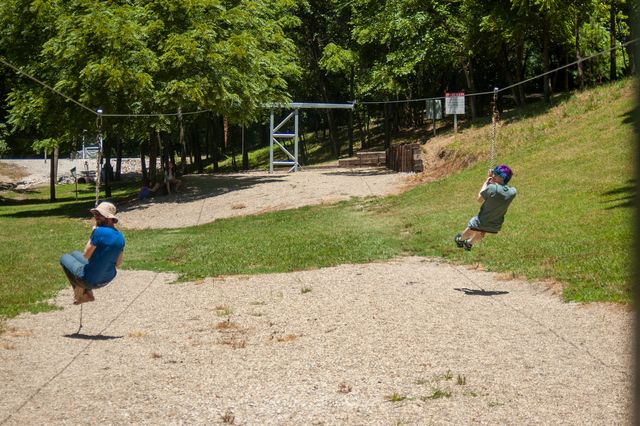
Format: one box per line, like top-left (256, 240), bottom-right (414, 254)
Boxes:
top-left (454, 288), bottom-right (509, 296)
top-left (63, 333), bottom-right (123, 341)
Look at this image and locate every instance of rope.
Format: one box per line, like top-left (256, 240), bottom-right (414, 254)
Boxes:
top-left (490, 87), bottom-right (498, 168)
top-left (75, 304), bottom-right (83, 334)
top-left (0, 272), bottom-right (160, 425)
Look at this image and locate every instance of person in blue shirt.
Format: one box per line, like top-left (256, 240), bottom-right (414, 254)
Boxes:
top-left (455, 164), bottom-right (517, 251)
top-left (60, 201), bottom-right (125, 304)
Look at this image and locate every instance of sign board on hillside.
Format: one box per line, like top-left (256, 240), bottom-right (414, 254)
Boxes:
top-left (445, 92), bottom-right (465, 115)
top-left (425, 99), bottom-right (442, 120)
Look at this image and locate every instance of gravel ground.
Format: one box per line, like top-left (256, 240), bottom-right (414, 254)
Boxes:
top-left (117, 168), bottom-right (407, 229)
top-left (0, 258), bottom-right (631, 425)
top-left (0, 159), bottom-right (632, 424)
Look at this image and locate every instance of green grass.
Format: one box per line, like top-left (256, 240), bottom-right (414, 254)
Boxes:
top-left (0, 79), bottom-right (634, 317)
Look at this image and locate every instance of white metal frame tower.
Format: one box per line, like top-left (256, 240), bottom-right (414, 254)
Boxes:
top-left (269, 102), bottom-right (354, 173)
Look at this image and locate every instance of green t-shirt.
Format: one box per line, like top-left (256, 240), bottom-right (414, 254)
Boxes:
top-left (476, 183), bottom-right (517, 232)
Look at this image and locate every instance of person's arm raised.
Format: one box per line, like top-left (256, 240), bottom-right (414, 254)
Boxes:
top-left (477, 169), bottom-right (494, 202)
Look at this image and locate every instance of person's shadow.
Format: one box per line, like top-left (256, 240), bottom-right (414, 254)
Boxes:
top-left (454, 287), bottom-right (509, 296)
top-left (63, 333), bottom-right (122, 340)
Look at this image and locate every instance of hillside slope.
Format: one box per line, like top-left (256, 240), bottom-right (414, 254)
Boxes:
top-left (383, 78), bottom-right (634, 302)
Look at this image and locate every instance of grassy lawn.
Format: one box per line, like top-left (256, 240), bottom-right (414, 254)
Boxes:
top-left (0, 79), bottom-right (634, 318)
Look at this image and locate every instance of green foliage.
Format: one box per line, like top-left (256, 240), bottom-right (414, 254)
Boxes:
top-left (319, 43), bottom-right (357, 75)
top-left (0, 0), bottom-right (301, 158)
top-left (0, 123), bottom-right (8, 156)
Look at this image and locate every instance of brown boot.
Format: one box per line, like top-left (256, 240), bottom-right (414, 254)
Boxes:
top-left (73, 285), bottom-right (85, 303)
top-left (74, 290), bottom-right (95, 305)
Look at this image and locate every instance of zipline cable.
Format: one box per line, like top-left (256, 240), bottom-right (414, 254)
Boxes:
top-left (0, 38), bottom-right (637, 115)
top-left (0, 56), bottom-right (97, 115)
top-left (450, 264), bottom-right (621, 373)
top-left (0, 272), bottom-right (160, 426)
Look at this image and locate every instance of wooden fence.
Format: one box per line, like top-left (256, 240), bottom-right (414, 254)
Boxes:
top-left (385, 143), bottom-right (423, 173)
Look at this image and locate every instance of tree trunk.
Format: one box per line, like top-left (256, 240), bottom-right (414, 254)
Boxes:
top-left (193, 126), bottom-right (203, 174)
top-left (383, 103), bottom-right (391, 150)
top-left (211, 114), bottom-right (221, 172)
top-left (564, 53), bottom-right (570, 91)
top-left (365, 106), bottom-right (371, 148)
top-left (325, 109), bottom-right (340, 158)
top-left (610, 0), bottom-right (617, 81)
top-left (576, 17), bottom-right (585, 90)
top-left (140, 141), bottom-right (148, 186)
top-left (230, 126), bottom-right (237, 171)
top-left (355, 106), bottom-right (366, 151)
top-left (158, 134), bottom-right (165, 174)
top-left (178, 107), bottom-right (186, 172)
top-left (149, 130), bottom-right (158, 185)
top-left (103, 135), bottom-right (112, 198)
top-left (543, 18), bottom-right (551, 103)
top-left (462, 58), bottom-right (478, 119)
top-left (53, 146), bottom-right (58, 182)
top-left (49, 148), bottom-right (56, 202)
top-left (515, 37), bottom-right (526, 105)
top-left (348, 110), bottom-right (354, 157)
top-left (242, 126), bottom-right (249, 170)
top-left (300, 132), bottom-right (308, 165)
top-left (115, 136), bottom-right (122, 181)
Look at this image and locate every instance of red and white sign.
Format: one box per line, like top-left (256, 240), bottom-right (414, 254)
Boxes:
top-left (445, 92), bottom-right (465, 115)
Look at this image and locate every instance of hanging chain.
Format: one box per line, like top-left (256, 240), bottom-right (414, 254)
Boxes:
top-left (95, 109), bottom-right (103, 207)
top-left (490, 87), bottom-right (499, 168)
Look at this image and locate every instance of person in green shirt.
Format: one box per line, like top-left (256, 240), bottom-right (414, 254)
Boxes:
top-left (455, 164), bottom-right (517, 251)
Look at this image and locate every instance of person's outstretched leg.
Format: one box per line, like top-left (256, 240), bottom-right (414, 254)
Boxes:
top-left (60, 251), bottom-right (87, 280)
top-left (455, 227), bottom-right (475, 248)
top-left (464, 231), bottom-right (486, 250)
top-left (60, 251), bottom-right (91, 303)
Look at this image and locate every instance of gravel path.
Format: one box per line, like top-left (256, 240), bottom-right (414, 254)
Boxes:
top-left (0, 159), bottom-right (632, 424)
top-left (117, 168), bottom-right (406, 229)
top-left (0, 258), bottom-right (631, 425)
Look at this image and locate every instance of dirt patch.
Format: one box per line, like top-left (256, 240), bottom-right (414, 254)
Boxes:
top-left (0, 162), bottom-right (29, 186)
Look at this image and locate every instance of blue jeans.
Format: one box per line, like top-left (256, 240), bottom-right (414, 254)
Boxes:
top-left (60, 251), bottom-right (93, 289)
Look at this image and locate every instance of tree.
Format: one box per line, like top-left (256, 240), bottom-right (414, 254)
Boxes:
top-left (0, 0), bottom-right (300, 200)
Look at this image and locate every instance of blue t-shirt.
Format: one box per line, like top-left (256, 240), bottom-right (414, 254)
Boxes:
top-left (83, 226), bottom-right (125, 286)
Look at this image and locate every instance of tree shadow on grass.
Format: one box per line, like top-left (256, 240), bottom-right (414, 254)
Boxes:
top-left (454, 287), bottom-right (509, 296)
top-left (0, 198), bottom-right (98, 220)
top-left (0, 174), bottom-right (287, 219)
top-left (601, 179), bottom-right (635, 210)
top-left (622, 104), bottom-right (638, 133)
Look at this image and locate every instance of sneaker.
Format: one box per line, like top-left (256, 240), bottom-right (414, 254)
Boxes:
top-left (454, 234), bottom-right (464, 248)
top-left (463, 240), bottom-right (473, 251)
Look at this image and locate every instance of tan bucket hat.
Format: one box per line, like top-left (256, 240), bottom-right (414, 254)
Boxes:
top-left (90, 201), bottom-right (118, 223)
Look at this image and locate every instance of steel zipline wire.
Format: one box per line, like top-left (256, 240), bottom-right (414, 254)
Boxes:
top-left (357, 37), bottom-right (639, 105)
top-left (0, 38), bottom-right (637, 117)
